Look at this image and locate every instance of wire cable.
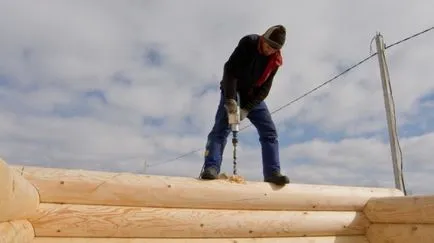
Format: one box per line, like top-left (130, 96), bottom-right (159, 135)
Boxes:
top-left (148, 53), bottom-right (377, 167)
top-left (239, 53), bottom-right (377, 132)
top-left (385, 26), bottom-right (434, 50)
top-left (147, 148), bottom-right (202, 167)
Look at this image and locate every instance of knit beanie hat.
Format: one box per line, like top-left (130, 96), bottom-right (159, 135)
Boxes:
top-left (262, 25), bottom-right (286, 49)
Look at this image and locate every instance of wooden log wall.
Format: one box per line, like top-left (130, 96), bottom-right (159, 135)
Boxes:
top-left (10, 164), bottom-right (403, 242)
top-left (9, 159), bottom-right (434, 243)
top-left (364, 195), bottom-right (434, 243)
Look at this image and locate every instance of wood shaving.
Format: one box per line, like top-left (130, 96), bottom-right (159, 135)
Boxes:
top-left (228, 174), bottom-right (246, 184)
top-left (218, 172), bottom-right (246, 184)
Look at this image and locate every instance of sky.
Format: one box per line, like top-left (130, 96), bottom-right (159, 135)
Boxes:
top-left (0, 0), bottom-right (433, 195)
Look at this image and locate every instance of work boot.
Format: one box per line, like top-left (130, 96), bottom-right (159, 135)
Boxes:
top-left (264, 172), bottom-right (290, 185)
top-left (200, 166), bottom-right (218, 180)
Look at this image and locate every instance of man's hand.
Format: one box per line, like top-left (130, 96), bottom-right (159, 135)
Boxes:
top-left (240, 109), bottom-right (248, 121)
top-left (224, 99), bottom-right (238, 114)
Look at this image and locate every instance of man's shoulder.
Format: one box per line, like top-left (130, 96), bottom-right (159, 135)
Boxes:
top-left (238, 34), bottom-right (260, 45)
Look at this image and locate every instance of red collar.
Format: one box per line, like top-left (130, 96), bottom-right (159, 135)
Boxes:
top-left (255, 49), bottom-right (282, 87)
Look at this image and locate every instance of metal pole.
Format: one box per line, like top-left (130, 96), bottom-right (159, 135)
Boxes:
top-left (375, 32), bottom-right (405, 192)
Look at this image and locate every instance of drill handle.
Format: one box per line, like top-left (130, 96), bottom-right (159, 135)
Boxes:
top-left (228, 102), bottom-right (240, 126)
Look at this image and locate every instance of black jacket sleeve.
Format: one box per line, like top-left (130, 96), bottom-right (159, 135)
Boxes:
top-left (243, 67), bottom-right (278, 111)
top-left (222, 36), bottom-right (251, 100)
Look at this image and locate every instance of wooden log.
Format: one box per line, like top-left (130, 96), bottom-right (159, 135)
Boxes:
top-left (0, 220), bottom-right (34, 243)
top-left (364, 195), bottom-right (434, 223)
top-left (0, 160), bottom-right (40, 222)
top-left (367, 224), bottom-right (434, 243)
top-left (30, 203), bottom-right (370, 238)
top-left (33, 235), bottom-right (370, 243)
top-left (13, 165), bottom-right (403, 211)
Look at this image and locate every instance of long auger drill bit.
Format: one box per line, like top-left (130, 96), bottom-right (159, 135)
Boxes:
top-left (228, 101), bottom-right (240, 176)
top-left (231, 126), bottom-right (239, 175)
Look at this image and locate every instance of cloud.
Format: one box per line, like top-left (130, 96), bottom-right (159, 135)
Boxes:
top-left (0, 0), bottom-right (434, 196)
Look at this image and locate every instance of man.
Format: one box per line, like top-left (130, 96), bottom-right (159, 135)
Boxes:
top-left (200, 25), bottom-right (290, 186)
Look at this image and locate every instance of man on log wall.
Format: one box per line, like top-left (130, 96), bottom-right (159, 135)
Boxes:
top-left (201, 25), bottom-right (290, 186)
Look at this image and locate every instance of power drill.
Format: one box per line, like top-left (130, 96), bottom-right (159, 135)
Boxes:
top-left (227, 103), bottom-right (240, 175)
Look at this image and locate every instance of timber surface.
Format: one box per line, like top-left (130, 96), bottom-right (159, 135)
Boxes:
top-left (367, 224), bottom-right (434, 243)
top-left (30, 203), bottom-right (370, 238)
top-left (0, 220), bottom-right (34, 243)
top-left (364, 195), bottom-right (434, 223)
top-left (13, 165), bottom-right (403, 211)
top-left (33, 236), bottom-right (370, 243)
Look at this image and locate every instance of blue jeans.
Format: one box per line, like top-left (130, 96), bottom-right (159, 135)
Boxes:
top-left (203, 92), bottom-right (281, 178)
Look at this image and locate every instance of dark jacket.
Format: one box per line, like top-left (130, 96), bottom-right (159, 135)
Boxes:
top-left (220, 34), bottom-right (282, 111)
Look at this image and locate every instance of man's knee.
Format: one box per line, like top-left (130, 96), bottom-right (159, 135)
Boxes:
top-left (257, 117), bottom-right (277, 140)
top-left (260, 127), bottom-right (278, 141)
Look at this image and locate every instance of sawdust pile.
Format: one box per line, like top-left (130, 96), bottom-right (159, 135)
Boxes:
top-left (218, 172), bottom-right (246, 184)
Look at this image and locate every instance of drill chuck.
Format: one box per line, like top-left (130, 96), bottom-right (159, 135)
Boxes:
top-left (230, 123), bottom-right (239, 132)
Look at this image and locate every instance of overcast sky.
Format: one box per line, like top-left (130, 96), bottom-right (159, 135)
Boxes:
top-left (1, 0), bottom-right (433, 195)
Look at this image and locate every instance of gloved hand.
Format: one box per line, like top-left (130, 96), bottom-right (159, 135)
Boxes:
top-left (224, 99), bottom-right (237, 114)
top-left (240, 108), bottom-right (248, 121)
